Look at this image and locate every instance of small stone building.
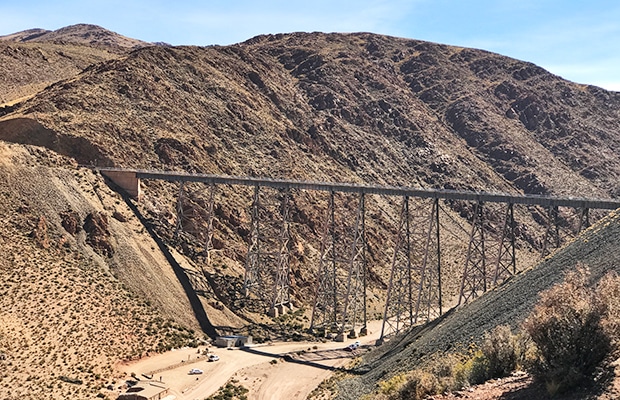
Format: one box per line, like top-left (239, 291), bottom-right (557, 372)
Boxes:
top-left (214, 335), bottom-right (253, 348)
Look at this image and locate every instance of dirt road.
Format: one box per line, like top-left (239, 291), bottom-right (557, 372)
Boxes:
top-left (116, 321), bottom-right (383, 400)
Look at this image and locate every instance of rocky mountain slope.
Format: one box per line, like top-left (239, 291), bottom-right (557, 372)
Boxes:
top-left (0, 25), bottom-right (619, 399)
top-left (0, 142), bottom-right (209, 399)
top-left (1, 29), bottom-right (618, 306)
top-left (0, 24), bottom-right (151, 107)
top-left (3, 31), bottom-right (619, 196)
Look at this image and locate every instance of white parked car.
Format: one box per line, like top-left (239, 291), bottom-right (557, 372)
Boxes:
top-left (189, 368), bottom-right (203, 375)
top-left (208, 354), bottom-right (220, 362)
top-left (345, 341), bottom-right (361, 351)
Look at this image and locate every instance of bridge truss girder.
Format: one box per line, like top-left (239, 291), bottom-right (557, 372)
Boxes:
top-left (414, 198), bottom-right (442, 324)
top-left (540, 205), bottom-right (560, 260)
top-left (174, 181), bottom-right (186, 242)
top-left (243, 185), bottom-right (292, 316)
top-left (578, 207), bottom-right (591, 233)
top-left (493, 203), bottom-right (516, 286)
top-left (380, 196), bottom-right (414, 341)
top-left (458, 202), bottom-right (518, 305)
top-left (202, 184), bottom-right (216, 272)
top-left (458, 201), bottom-right (487, 305)
top-left (379, 197), bottom-right (443, 342)
top-left (139, 169), bottom-right (617, 328)
top-left (310, 191), bottom-right (367, 340)
top-left (172, 181), bottom-right (217, 294)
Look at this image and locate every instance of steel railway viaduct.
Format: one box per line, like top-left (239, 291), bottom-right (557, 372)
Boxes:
top-left (100, 168), bottom-right (620, 343)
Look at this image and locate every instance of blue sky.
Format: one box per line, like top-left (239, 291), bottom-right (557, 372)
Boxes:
top-left (1, 0), bottom-right (619, 90)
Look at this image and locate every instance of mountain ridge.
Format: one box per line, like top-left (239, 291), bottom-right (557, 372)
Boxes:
top-left (0, 23), bottom-right (152, 49)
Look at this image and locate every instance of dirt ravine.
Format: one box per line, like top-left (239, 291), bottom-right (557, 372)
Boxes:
top-left (116, 321), bottom-right (383, 400)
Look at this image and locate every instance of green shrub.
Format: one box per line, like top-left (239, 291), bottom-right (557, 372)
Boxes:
top-left (453, 349), bottom-right (488, 386)
top-left (523, 266), bottom-right (612, 394)
top-left (207, 380), bottom-right (249, 400)
top-left (481, 325), bottom-right (531, 379)
top-left (378, 373), bottom-right (408, 396)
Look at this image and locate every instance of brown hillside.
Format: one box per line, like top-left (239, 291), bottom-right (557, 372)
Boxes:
top-left (0, 24), bottom-right (153, 108)
top-left (0, 28), bottom-right (619, 399)
top-left (0, 24), bottom-right (151, 50)
top-left (0, 41), bottom-right (121, 107)
top-left (0, 142), bottom-right (214, 399)
top-left (2, 32), bottom-right (618, 196)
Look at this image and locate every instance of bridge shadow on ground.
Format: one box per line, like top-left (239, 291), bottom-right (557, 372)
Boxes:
top-left (115, 183), bottom-right (218, 339)
top-left (241, 346), bottom-right (360, 372)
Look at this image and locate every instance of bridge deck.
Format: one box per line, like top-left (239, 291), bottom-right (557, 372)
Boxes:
top-left (98, 168), bottom-right (620, 210)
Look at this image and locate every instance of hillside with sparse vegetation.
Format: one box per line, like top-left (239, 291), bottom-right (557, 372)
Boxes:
top-left (0, 24), bottom-right (619, 399)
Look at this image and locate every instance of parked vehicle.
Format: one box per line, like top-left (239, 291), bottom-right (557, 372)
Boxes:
top-left (345, 341), bottom-right (361, 351)
top-left (208, 354), bottom-right (220, 362)
top-left (189, 368), bottom-right (203, 375)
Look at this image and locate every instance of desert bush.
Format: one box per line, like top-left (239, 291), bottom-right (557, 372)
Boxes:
top-left (523, 266), bottom-right (612, 394)
top-left (207, 380), bottom-right (249, 400)
top-left (386, 333), bottom-right (528, 400)
top-left (453, 348), bottom-right (489, 386)
top-left (481, 325), bottom-right (531, 379)
top-left (380, 353), bottom-right (465, 400)
top-left (397, 369), bottom-right (441, 400)
top-left (427, 352), bottom-right (460, 384)
top-left (597, 271), bottom-right (620, 342)
top-left (378, 373), bottom-right (408, 397)
top-left (481, 326), bottom-right (515, 378)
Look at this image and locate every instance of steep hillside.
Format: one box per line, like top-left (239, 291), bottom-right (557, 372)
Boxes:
top-left (336, 209), bottom-right (620, 399)
top-left (2, 32), bottom-right (619, 196)
top-left (0, 24), bottom-right (151, 108)
top-left (0, 142), bottom-right (209, 399)
top-left (0, 41), bottom-right (120, 107)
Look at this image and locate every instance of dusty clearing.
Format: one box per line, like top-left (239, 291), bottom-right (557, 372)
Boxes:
top-left (115, 321), bottom-right (383, 399)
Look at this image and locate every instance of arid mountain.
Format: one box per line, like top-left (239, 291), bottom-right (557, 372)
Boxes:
top-left (0, 24), bottom-right (152, 107)
top-left (0, 23), bottom-right (151, 50)
top-left (3, 32), bottom-right (619, 195)
top-left (0, 25), bottom-right (619, 399)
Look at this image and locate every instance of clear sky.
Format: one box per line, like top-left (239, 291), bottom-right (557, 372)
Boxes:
top-left (1, 0), bottom-right (619, 91)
